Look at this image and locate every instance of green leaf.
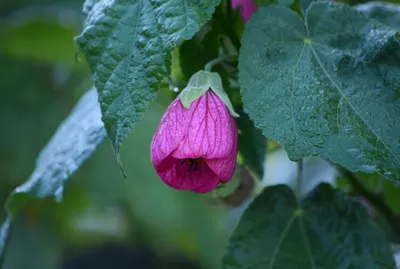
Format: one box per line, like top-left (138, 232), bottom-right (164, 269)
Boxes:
top-left (0, 88), bottom-right (105, 265)
top-left (356, 1), bottom-right (400, 31)
top-left (222, 183), bottom-right (395, 268)
top-left (75, 0), bottom-right (220, 151)
top-left (179, 21), bottom-right (220, 80)
top-left (236, 108), bottom-right (266, 179)
top-left (239, 2), bottom-right (400, 182)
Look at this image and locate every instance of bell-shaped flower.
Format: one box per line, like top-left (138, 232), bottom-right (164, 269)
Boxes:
top-left (151, 71), bottom-right (238, 193)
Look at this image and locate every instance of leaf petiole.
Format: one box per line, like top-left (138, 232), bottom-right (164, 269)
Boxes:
top-left (204, 54), bottom-right (237, 72)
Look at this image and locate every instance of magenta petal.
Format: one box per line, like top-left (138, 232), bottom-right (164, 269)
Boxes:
top-left (206, 157), bottom-right (236, 183)
top-left (156, 157), bottom-right (221, 193)
top-left (171, 91), bottom-right (234, 160)
top-left (206, 116), bottom-right (238, 183)
top-left (230, 0), bottom-right (256, 21)
top-left (151, 99), bottom-right (189, 167)
top-left (231, 0), bottom-right (242, 8)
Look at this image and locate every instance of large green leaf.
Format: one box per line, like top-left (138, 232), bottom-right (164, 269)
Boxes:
top-left (75, 0), bottom-right (220, 151)
top-left (356, 1), bottom-right (400, 31)
top-left (239, 2), bottom-right (400, 182)
top-left (222, 183), bottom-right (395, 268)
top-left (0, 88), bottom-right (106, 264)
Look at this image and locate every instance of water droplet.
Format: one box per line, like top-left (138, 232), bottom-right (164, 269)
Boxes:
top-left (75, 51), bottom-right (85, 63)
top-left (158, 14), bottom-right (166, 24)
top-left (360, 164), bottom-right (376, 173)
top-left (169, 85), bottom-right (179, 92)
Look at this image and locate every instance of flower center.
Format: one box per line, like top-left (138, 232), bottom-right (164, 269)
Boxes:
top-left (180, 158), bottom-right (203, 172)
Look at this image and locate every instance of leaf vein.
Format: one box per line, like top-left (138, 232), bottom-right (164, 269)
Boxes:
top-left (308, 43), bottom-right (400, 166)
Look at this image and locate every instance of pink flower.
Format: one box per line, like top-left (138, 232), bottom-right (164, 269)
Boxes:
top-left (151, 90), bottom-right (238, 193)
top-left (231, 0), bottom-right (257, 21)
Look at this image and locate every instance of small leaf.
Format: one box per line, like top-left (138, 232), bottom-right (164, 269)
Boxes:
top-left (223, 183), bottom-right (396, 268)
top-left (239, 2), bottom-right (400, 182)
top-left (75, 0), bottom-right (220, 152)
top-left (179, 70), bottom-right (239, 117)
top-left (356, 1), bottom-right (400, 31)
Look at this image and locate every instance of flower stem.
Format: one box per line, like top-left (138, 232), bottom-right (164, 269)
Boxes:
top-left (297, 159), bottom-right (303, 199)
top-left (204, 55), bottom-right (237, 72)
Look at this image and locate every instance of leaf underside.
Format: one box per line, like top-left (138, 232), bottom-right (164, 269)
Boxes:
top-left (6, 88), bottom-right (106, 216)
top-left (0, 88), bottom-right (105, 263)
top-left (239, 2), bottom-right (400, 181)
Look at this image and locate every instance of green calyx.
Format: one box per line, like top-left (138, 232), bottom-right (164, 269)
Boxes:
top-left (178, 70), bottom-right (239, 117)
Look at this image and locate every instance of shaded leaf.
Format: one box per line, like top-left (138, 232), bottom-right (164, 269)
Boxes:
top-left (236, 108), bottom-right (266, 179)
top-left (75, 0), bottom-right (220, 151)
top-left (223, 183), bottom-right (395, 268)
top-left (239, 2), bottom-right (400, 182)
top-left (179, 21), bottom-right (220, 81)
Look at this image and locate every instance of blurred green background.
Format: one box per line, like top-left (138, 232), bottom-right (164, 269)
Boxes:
top-left (0, 1), bottom-right (230, 268)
